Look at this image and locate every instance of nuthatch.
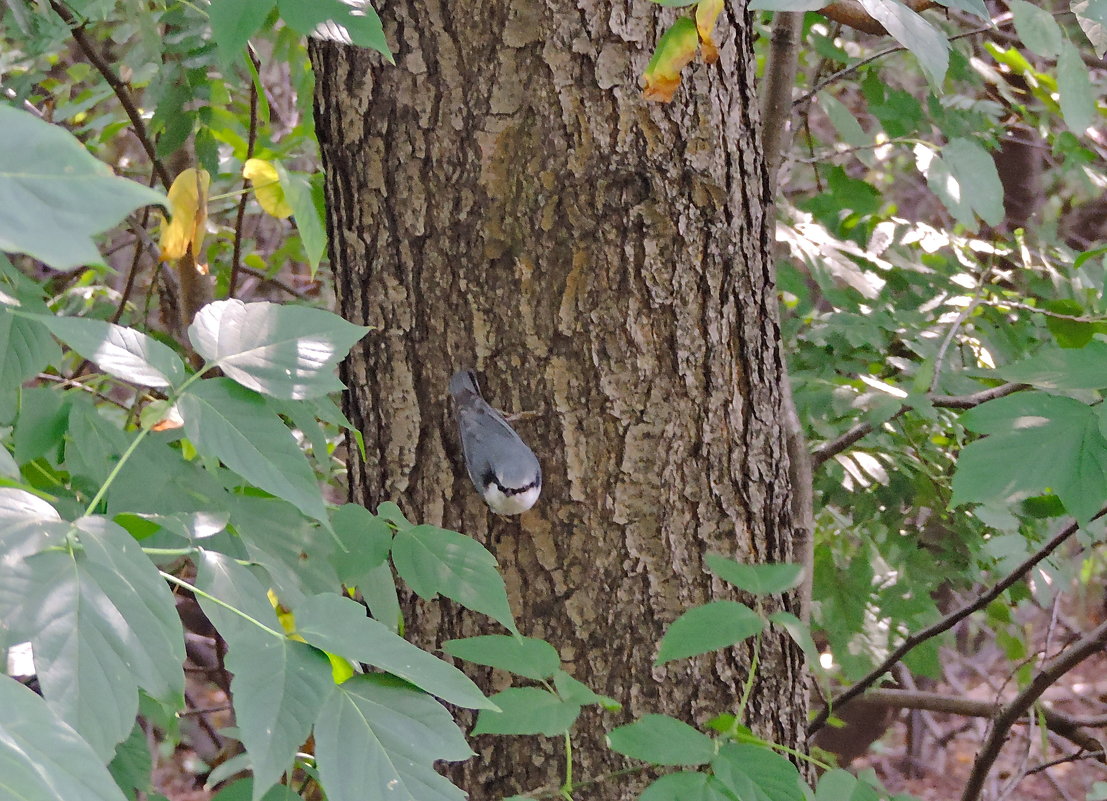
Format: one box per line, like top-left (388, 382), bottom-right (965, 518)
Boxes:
top-left (449, 369), bottom-right (541, 515)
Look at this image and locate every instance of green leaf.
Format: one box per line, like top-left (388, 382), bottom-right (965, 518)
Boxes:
top-left (210, 780), bottom-right (301, 801)
top-left (14, 386), bottom-right (68, 464)
top-left (330, 503), bottom-right (393, 585)
top-left (0, 513), bottom-right (183, 762)
top-left (656, 601), bottom-right (764, 665)
top-left (1009, 0), bottom-right (1063, 56)
top-left (66, 398), bottom-right (131, 486)
top-left (314, 674), bottom-right (470, 801)
top-left (443, 634), bottom-right (560, 680)
top-left (471, 687), bottom-right (582, 736)
top-left (391, 524), bottom-right (518, 633)
top-left (294, 593), bottom-right (493, 709)
top-left (285, 0), bottom-right (392, 59)
top-left (639, 772), bottom-right (737, 801)
top-left (0, 676), bottom-right (129, 801)
top-left (1073, 0), bottom-right (1107, 57)
top-left (230, 496), bottom-right (339, 607)
top-left (177, 378), bottom-right (328, 524)
top-left (0, 106), bottom-right (167, 270)
top-left (188, 300), bottom-right (368, 400)
top-left (0, 551), bottom-right (140, 760)
top-left (0, 486), bottom-right (63, 527)
top-left (705, 555), bottom-right (803, 595)
top-left (996, 343), bottom-right (1107, 389)
top-left (361, 562), bottom-right (402, 632)
top-left (768, 611), bottom-right (820, 663)
top-left (746, 0), bottom-right (824, 9)
top-left (858, 0), bottom-right (948, 85)
top-left (0, 303), bottom-right (61, 407)
top-left (1057, 38), bottom-right (1096, 134)
top-left (74, 517), bottom-right (185, 703)
top-left (819, 93), bottom-right (870, 148)
top-left (281, 169), bottom-right (327, 272)
top-left (1043, 299), bottom-right (1095, 348)
top-left (606, 715), bottom-right (714, 766)
top-left (940, 138), bottom-right (1004, 227)
top-left (30, 314), bottom-right (186, 388)
top-left (194, 550), bottom-right (282, 639)
top-left (815, 769), bottom-right (881, 801)
top-left (935, 0), bottom-right (989, 19)
top-left (105, 432), bottom-right (233, 519)
top-left (712, 743), bottom-right (806, 801)
top-left (552, 670), bottom-right (620, 709)
top-left (208, 0), bottom-right (275, 65)
top-left (195, 552), bottom-right (334, 801)
top-left (952, 393), bottom-right (1107, 524)
top-left (108, 721), bottom-right (153, 800)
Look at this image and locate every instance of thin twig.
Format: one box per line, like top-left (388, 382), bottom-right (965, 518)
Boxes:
top-left (810, 382), bottom-right (1027, 467)
top-left (113, 181), bottom-right (160, 324)
top-left (981, 297), bottom-right (1107, 323)
top-left (1024, 749), bottom-right (1106, 777)
top-left (808, 508), bottom-right (1107, 736)
top-left (931, 264), bottom-right (993, 393)
top-left (228, 47), bottom-right (262, 299)
top-left (35, 372), bottom-right (133, 410)
top-left (793, 12), bottom-right (1042, 108)
top-left (237, 264), bottom-right (314, 300)
top-left (49, 0), bottom-right (172, 190)
top-left (960, 619), bottom-right (1107, 801)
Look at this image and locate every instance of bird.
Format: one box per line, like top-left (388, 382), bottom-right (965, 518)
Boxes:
top-left (448, 369), bottom-right (542, 515)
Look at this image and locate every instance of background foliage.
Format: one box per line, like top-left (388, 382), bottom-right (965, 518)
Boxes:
top-left (2, 0), bottom-right (1107, 799)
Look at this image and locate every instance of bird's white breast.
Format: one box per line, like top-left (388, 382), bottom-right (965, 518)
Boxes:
top-left (483, 483), bottom-right (541, 515)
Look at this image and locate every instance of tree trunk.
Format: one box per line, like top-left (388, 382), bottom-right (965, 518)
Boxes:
top-left (309, 2), bottom-right (807, 798)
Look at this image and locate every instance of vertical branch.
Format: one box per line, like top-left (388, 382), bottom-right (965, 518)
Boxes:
top-left (759, 10), bottom-right (813, 622)
top-left (228, 48), bottom-right (262, 299)
top-left (760, 11), bottom-right (803, 188)
top-left (112, 169), bottom-right (161, 324)
top-left (49, 0), bottom-right (172, 191)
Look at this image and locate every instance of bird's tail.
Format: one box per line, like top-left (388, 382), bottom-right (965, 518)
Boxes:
top-left (448, 369), bottom-right (483, 400)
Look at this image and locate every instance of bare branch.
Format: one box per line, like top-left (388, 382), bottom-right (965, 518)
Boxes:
top-left (810, 382), bottom-right (1027, 467)
top-left (229, 47), bottom-right (262, 299)
top-left (50, 0), bottom-right (172, 190)
top-left (808, 508), bottom-right (1106, 736)
top-left (863, 688), bottom-right (1105, 754)
top-left (960, 619), bottom-right (1107, 801)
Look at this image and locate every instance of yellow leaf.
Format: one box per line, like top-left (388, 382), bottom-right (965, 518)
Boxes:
top-left (266, 589), bottom-right (357, 683)
top-left (158, 169), bottom-right (210, 262)
top-left (642, 18), bottom-right (700, 103)
top-left (328, 653), bottom-right (357, 684)
top-left (243, 158), bottom-right (293, 218)
top-left (696, 0), bottom-right (723, 64)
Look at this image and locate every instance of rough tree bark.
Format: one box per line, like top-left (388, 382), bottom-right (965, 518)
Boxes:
top-left (309, 1), bottom-right (806, 798)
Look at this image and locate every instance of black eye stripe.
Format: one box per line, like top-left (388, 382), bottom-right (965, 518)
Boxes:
top-left (490, 476), bottom-right (542, 496)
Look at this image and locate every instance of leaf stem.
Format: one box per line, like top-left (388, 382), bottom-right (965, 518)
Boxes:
top-left (736, 631), bottom-right (761, 722)
top-left (160, 570), bottom-right (284, 638)
top-left (80, 371), bottom-right (206, 517)
top-left (560, 731), bottom-right (574, 800)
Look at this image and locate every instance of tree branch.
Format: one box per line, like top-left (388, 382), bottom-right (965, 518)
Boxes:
top-left (808, 508), bottom-right (1106, 736)
top-left (810, 382), bottom-right (1028, 467)
top-left (960, 619), bottom-right (1107, 801)
top-left (819, 0), bottom-right (938, 36)
top-left (794, 15), bottom-right (1014, 108)
top-left (228, 47), bottom-right (262, 299)
top-left (50, 0), bottom-right (172, 190)
top-left (862, 688), bottom-right (1106, 754)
